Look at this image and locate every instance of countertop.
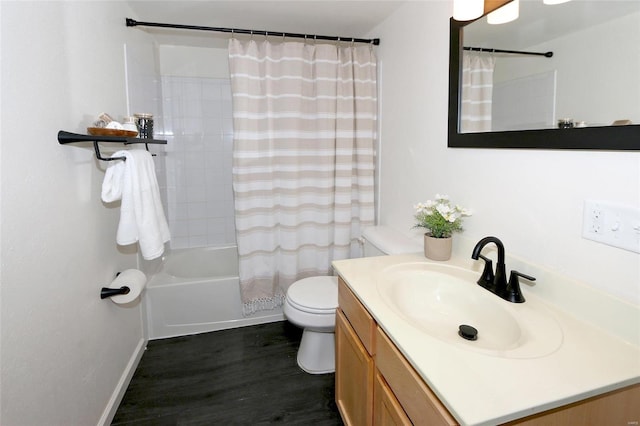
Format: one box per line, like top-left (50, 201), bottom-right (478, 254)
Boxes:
top-left (332, 253), bottom-right (640, 425)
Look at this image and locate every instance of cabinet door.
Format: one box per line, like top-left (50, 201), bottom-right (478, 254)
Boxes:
top-left (336, 308), bottom-right (374, 426)
top-left (374, 372), bottom-right (412, 426)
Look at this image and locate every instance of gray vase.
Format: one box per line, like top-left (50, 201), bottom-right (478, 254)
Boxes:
top-left (423, 234), bottom-right (452, 261)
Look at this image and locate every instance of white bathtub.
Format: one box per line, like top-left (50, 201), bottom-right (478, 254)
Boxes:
top-left (145, 246), bottom-right (284, 340)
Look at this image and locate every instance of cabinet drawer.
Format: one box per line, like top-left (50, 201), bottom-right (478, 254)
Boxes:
top-left (376, 327), bottom-right (458, 426)
top-left (338, 277), bottom-right (375, 355)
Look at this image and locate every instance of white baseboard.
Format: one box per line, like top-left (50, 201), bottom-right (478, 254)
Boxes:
top-left (97, 337), bottom-right (147, 426)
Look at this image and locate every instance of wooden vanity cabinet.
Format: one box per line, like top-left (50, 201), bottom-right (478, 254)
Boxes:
top-left (335, 277), bottom-right (640, 426)
top-left (336, 278), bottom-right (456, 426)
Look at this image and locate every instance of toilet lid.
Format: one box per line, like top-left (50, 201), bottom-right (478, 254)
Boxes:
top-left (286, 276), bottom-right (338, 314)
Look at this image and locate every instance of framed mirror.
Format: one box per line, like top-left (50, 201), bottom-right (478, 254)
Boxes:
top-left (448, 0), bottom-right (640, 150)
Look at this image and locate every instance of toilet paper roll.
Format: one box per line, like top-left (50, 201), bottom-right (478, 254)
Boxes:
top-left (107, 269), bottom-right (147, 304)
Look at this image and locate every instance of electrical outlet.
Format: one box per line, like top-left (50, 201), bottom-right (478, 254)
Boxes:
top-left (582, 200), bottom-right (640, 253)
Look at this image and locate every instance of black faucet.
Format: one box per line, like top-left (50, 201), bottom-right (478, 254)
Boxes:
top-left (471, 236), bottom-right (535, 303)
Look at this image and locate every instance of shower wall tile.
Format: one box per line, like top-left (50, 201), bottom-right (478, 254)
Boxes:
top-left (187, 186), bottom-right (207, 203)
top-left (188, 202), bottom-right (207, 219)
top-left (172, 237), bottom-right (189, 249)
top-left (189, 219), bottom-right (208, 236)
top-left (174, 204), bottom-right (189, 221)
top-left (172, 220), bottom-right (190, 237)
top-left (189, 235), bottom-right (208, 247)
top-left (160, 75), bottom-right (236, 250)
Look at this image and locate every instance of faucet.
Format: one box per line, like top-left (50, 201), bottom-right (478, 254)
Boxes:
top-left (471, 236), bottom-right (535, 303)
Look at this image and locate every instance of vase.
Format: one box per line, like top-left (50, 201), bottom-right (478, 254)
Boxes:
top-left (423, 234), bottom-right (452, 261)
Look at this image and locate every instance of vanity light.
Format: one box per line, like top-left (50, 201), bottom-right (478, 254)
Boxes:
top-left (487, 0), bottom-right (519, 24)
top-left (543, 0), bottom-right (571, 4)
top-left (453, 0), bottom-right (484, 21)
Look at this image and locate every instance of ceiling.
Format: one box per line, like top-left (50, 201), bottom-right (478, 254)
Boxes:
top-left (126, 1), bottom-right (406, 47)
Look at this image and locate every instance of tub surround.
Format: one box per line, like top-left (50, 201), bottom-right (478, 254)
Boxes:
top-left (145, 246), bottom-right (283, 339)
top-left (332, 253), bottom-right (640, 425)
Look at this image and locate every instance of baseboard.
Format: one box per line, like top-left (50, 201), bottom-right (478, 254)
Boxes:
top-left (97, 337), bottom-right (147, 426)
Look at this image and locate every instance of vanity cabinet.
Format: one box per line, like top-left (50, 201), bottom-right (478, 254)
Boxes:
top-left (336, 277), bottom-right (455, 426)
top-left (336, 277), bottom-right (640, 426)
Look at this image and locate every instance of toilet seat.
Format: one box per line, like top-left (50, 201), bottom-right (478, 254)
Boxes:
top-left (286, 276), bottom-right (338, 314)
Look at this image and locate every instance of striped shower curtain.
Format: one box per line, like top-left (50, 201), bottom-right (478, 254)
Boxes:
top-left (461, 53), bottom-right (496, 132)
top-left (228, 39), bottom-right (376, 315)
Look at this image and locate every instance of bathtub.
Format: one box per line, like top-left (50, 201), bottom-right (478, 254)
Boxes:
top-left (145, 246), bottom-right (284, 340)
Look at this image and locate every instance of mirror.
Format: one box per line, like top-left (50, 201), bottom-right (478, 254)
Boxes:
top-left (448, 0), bottom-right (640, 150)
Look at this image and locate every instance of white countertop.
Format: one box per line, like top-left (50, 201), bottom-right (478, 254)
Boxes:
top-left (332, 253), bottom-right (640, 426)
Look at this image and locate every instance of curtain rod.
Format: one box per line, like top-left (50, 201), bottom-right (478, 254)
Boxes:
top-left (464, 46), bottom-right (553, 58)
top-left (126, 18), bottom-right (380, 46)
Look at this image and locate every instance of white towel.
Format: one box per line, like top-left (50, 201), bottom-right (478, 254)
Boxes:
top-left (101, 150), bottom-right (170, 260)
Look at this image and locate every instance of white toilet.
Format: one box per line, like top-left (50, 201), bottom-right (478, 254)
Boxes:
top-left (283, 226), bottom-right (421, 374)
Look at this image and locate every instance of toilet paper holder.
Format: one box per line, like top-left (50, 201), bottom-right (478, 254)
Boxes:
top-left (100, 269), bottom-right (146, 302)
top-left (100, 286), bottom-right (130, 299)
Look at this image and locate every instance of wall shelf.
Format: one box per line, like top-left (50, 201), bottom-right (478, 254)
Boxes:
top-left (57, 130), bottom-right (167, 161)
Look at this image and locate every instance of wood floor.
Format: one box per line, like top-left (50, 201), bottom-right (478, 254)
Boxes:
top-left (112, 321), bottom-right (343, 425)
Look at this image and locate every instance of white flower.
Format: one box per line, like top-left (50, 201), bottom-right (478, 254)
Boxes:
top-left (436, 204), bottom-right (452, 217)
top-left (456, 205), bottom-right (472, 216)
top-left (412, 194), bottom-right (472, 238)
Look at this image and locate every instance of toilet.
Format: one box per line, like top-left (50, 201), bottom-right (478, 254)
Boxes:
top-left (283, 226), bottom-right (421, 374)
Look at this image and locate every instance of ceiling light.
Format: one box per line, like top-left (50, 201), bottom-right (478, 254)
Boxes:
top-left (543, 0), bottom-right (571, 4)
top-left (487, 0), bottom-right (520, 25)
top-left (453, 0), bottom-right (484, 21)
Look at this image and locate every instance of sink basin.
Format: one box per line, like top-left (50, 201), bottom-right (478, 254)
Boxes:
top-left (377, 262), bottom-right (563, 358)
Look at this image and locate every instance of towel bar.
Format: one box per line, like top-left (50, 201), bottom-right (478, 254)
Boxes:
top-left (57, 130), bottom-right (167, 161)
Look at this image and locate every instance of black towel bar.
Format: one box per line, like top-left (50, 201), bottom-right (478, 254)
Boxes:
top-left (57, 130), bottom-right (167, 161)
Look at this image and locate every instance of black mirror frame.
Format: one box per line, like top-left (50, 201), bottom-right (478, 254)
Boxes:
top-left (447, 18), bottom-right (640, 150)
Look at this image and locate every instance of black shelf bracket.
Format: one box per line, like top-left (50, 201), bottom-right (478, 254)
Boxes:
top-left (57, 130), bottom-right (167, 161)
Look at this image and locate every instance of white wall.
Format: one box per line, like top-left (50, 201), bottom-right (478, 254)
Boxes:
top-left (493, 11), bottom-right (640, 126)
top-left (159, 43), bottom-right (230, 79)
top-left (1, 2), bottom-right (154, 424)
top-left (371, 1), bottom-right (639, 304)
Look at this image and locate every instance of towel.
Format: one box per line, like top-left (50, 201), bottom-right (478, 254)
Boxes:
top-left (101, 150), bottom-right (170, 260)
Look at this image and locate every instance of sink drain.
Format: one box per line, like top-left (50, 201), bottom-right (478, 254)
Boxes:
top-left (458, 324), bottom-right (478, 341)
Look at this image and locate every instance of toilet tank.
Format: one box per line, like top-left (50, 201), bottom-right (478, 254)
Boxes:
top-left (362, 226), bottom-right (422, 256)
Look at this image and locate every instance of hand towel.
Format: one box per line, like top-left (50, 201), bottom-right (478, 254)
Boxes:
top-left (101, 150), bottom-right (170, 260)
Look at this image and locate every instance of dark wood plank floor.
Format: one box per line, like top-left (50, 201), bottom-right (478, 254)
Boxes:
top-left (112, 321), bottom-right (343, 425)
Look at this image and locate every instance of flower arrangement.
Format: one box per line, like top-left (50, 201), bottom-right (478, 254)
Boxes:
top-left (413, 194), bottom-right (472, 239)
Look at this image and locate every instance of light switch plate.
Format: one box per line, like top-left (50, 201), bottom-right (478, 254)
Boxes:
top-left (582, 200), bottom-right (640, 253)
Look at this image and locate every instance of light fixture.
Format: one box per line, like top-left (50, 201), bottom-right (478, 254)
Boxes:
top-left (453, 0), bottom-right (484, 21)
top-left (543, 0), bottom-right (571, 4)
top-left (487, 0), bottom-right (519, 24)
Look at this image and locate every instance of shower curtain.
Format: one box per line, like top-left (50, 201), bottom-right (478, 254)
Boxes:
top-left (228, 38), bottom-right (376, 315)
top-left (460, 53), bottom-right (496, 132)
